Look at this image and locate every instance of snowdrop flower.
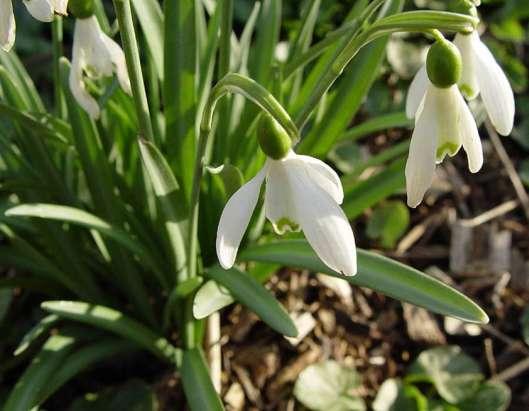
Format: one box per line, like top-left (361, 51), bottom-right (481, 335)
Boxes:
top-left (405, 39), bottom-right (482, 208)
top-left (453, 31), bottom-right (514, 135)
top-left (216, 115), bottom-right (357, 276)
top-left (1, 0), bottom-right (67, 51)
top-left (69, 15), bottom-right (131, 119)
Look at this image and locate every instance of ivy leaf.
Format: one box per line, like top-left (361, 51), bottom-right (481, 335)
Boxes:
top-left (366, 201), bottom-right (410, 248)
top-left (293, 360), bottom-right (365, 411)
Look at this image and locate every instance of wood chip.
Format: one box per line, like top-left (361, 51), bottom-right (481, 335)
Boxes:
top-left (403, 303), bottom-right (446, 345)
top-left (285, 312), bottom-right (316, 346)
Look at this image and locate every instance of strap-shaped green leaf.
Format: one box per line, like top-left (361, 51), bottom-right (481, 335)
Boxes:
top-left (205, 265), bottom-right (298, 337)
top-left (37, 339), bottom-right (136, 404)
top-left (3, 334), bottom-right (76, 411)
top-left (5, 203), bottom-right (167, 287)
top-left (14, 314), bottom-right (60, 356)
top-left (239, 240), bottom-right (488, 323)
top-left (181, 348), bottom-right (225, 411)
top-left (131, 0), bottom-right (164, 81)
top-left (41, 301), bottom-right (181, 364)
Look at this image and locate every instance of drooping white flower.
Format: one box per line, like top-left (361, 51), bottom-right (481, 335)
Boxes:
top-left (453, 31), bottom-right (515, 136)
top-left (405, 79), bottom-right (483, 208)
top-left (1, 0), bottom-right (67, 52)
top-left (216, 150), bottom-right (357, 276)
top-left (0, 0), bottom-right (15, 51)
top-left (69, 16), bottom-right (131, 119)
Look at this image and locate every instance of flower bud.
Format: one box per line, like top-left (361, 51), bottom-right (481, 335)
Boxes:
top-left (426, 39), bottom-right (462, 88)
top-left (69, 0), bottom-right (95, 19)
top-left (257, 114), bottom-right (292, 160)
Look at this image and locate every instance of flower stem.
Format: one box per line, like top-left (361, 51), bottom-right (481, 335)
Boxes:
top-left (112, 0), bottom-right (155, 142)
top-left (51, 17), bottom-right (66, 119)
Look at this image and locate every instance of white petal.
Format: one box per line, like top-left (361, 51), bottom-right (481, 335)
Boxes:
top-left (51, 0), bottom-right (67, 14)
top-left (473, 35), bottom-right (515, 136)
top-left (291, 154), bottom-right (344, 204)
top-left (23, 0), bottom-right (54, 22)
top-left (406, 65), bottom-right (428, 119)
top-left (69, 22), bottom-right (100, 119)
top-left (101, 34), bottom-right (132, 95)
top-left (78, 17), bottom-right (113, 77)
top-left (0, 0), bottom-right (15, 51)
top-left (265, 160), bottom-right (299, 234)
top-left (288, 167), bottom-right (357, 276)
top-left (456, 91), bottom-right (483, 173)
top-left (405, 86), bottom-right (438, 208)
top-left (453, 32), bottom-right (479, 100)
top-left (216, 167), bottom-right (266, 269)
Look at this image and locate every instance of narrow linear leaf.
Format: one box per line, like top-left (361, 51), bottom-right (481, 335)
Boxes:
top-left (239, 240), bottom-right (489, 323)
top-left (205, 266), bottom-right (298, 337)
top-left (41, 301), bottom-right (180, 364)
top-left (14, 314), bottom-right (60, 356)
top-left (3, 334), bottom-right (76, 411)
top-left (181, 348), bottom-right (225, 411)
top-left (338, 112), bottom-right (412, 142)
top-left (38, 339), bottom-right (136, 404)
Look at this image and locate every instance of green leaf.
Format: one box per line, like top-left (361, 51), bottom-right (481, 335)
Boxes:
top-left (38, 339), bottom-right (136, 405)
top-left (5, 204), bottom-right (154, 265)
top-left (14, 314), bottom-right (59, 356)
top-left (3, 334), bottom-right (76, 411)
top-left (239, 240), bottom-right (488, 324)
top-left (458, 381), bottom-right (511, 411)
top-left (342, 158), bottom-right (406, 219)
top-left (373, 379), bottom-right (428, 411)
top-left (408, 346), bottom-right (483, 404)
top-left (69, 379), bottom-right (158, 411)
top-left (205, 265), bottom-right (298, 337)
top-left (366, 201), bottom-right (410, 248)
top-left (41, 301), bottom-right (180, 364)
top-left (293, 360), bottom-right (365, 411)
top-left (193, 280), bottom-right (234, 319)
top-left (181, 348), bottom-right (225, 411)
top-left (338, 112), bottom-right (412, 142)
top-left (131, 0), bottom-right (164, 81)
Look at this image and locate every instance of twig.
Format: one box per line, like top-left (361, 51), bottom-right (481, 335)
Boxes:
top-left (492, 356), bottom-right (529, 382)
top-left (459, 199), bottom-right (519, 228)
top-left (486, 121), bottom-right (529, 221)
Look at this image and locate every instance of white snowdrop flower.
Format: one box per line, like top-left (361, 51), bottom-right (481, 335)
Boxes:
top-left (69, 16), bottom-right (131, 119)
top-left (0, 0), bottom-right (16, 51)
top-left (453, 31), bottom-right (515, 136)
top-left (1, 0), bottom-right (67, 51)
top-left (405, 39), bottom-right (483, 208)
top-left (216, 116), bottom-right (357, 276)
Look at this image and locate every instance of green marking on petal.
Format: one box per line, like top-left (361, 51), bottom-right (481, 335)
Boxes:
top-left (436, 142), bottom-right (461, 162)
top-left (274, 217), bottom-right (300, 235)
top-left (459, 83), bottom-right (475, 99)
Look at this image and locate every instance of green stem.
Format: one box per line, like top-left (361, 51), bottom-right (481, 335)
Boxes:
top-left (51, 17), bottom-right (66, 119)
top-left (112, 0), bottom-right (155, 142)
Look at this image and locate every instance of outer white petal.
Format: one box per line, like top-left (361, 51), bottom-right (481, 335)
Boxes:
top-left (265, 160), bottom-right (299, 234)
top-left (69, 21), bottom-right (100, 118)
top-left (288, 167), bottom-right (357, 276)
top-left (406, 65), bottom-right (428, 119)
top-left (473, 35), bottom-right (515, 136)
top-left (405, 85), bottom-right (438, 208)
top-left (23, 0), bottom-right (54, 22)
top-left (51, 0), bottom-right (67, 14)
top-left (101, 34), bottom-right (132, 95)
top-left (453, 32), bottom-right (479, 100)
top-left (456, 91), bottom-right (483, 173)
top-left (77, 17), bottom-right (113, 78)
top-left (216, 167), bottom-right (266, 269)
top-left (291, 154), bottom-right (344, 204)
top-left (0, 0), bottom-right (15, 51)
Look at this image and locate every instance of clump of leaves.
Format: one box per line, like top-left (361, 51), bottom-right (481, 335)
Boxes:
top-left (373, 346), bottom-right (511, 411)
